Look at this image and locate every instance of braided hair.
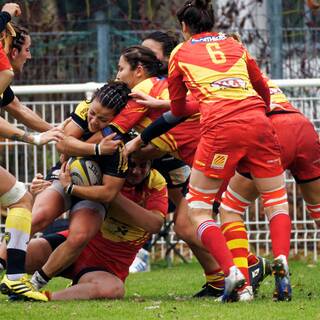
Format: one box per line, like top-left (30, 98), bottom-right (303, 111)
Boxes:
top-left (91, 81), bottom-right (131, 115)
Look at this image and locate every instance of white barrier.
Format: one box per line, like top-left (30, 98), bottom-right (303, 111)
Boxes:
top-left (1, 79), bottom-right (320, 261)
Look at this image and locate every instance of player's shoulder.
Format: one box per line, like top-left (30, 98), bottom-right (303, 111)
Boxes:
top-left (132, 78), bottom-right (156, 95)
top-left (74, 100), bottom-right (90, 120)
top-left (146, 169), bottom-right (167, 192)
top-left (170, 42), bottom-right (184, 60)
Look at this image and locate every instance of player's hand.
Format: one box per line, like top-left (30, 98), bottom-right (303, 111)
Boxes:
top-left (30, 173), bottom-right (51, 196)
top-left (129, 91), bottom-right (170, 108)
top-left (59, 162), bottom-right (71, 189)
top-left (34, 126), bottom-right (65, 145)
top-left (124, 135), bottom-right (143, 158)
top-left (1, 3), bottom-right (21, 17)
top-left (98, 133), bottom-right (122, 155)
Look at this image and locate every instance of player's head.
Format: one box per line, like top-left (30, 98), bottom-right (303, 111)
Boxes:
top-left (142, 31), bottom-right (178, 73)
top-left (88, 81), bottom-right (130, 132)
top-left (177, 0), bottom-right (214, 39)
top-left (126, 154), bottom-right (152, 186)
top-left (117, 45), bottom-right (164, 89)
top-left (6, 24), bottom-right (31, 74)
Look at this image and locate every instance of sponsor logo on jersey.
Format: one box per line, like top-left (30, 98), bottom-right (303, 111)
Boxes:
top-left (191, 34), bottom-right (227, 44)
top-left (211, 78), bottom-right (247, 90)
top-left (269, 87), bottom-right (283, 95)
top-left (211, 154), bottom-right (228, 169)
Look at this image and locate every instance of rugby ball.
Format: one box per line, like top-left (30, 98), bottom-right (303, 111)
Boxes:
top-left (67, 157), bottom-right (102, 186)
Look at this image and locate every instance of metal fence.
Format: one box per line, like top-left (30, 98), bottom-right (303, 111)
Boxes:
top-left (1, 80), bottom-right (320, 261)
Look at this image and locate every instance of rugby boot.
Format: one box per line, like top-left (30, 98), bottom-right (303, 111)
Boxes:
top-left (222, 266), bottom-right (246, 302)
top-left (272, 255), bottom-right (292, 302)
top-left (249, 256), bottom-right (272, 294)
top-left (0, 274), bottom-right (48, 302)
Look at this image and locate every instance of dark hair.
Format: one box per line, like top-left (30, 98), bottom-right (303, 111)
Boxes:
top-left (11, 23), bottom-right (29, 52)
top-left (177, 0), bottom-right (214, 35)
top-left (121, 45), bottom-right (165, 77)
top-left (143, 31), bottom-right (179, 59)
top-left (91, 81), bottom-right (131, 115)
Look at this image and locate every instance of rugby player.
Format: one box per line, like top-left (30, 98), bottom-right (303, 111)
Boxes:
top-left (25, 155), bottom-right (167, 300)
top-left (28, 83), bottom-right (130, 291)
top-left (146, 0), bottom-right (291, 301)
top-left (0, 23), bottom-right (65, 301)
top-left (0, 3), bottom-right (20, 97)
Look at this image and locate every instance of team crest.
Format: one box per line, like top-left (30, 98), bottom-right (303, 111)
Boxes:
top-left (211, 154), bottom-right (228, 169)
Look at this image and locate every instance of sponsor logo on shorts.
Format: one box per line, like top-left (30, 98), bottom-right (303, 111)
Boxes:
top-left (211, 154), bottom-right (228, 169)
top-left (211, 78), bottom-right (247, 90)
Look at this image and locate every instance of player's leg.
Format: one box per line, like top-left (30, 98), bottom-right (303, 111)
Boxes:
top-left (31, 180), bottom-right (70, 234)
top-left (31, 201), bottom-right (105, 290)
top-left (25, 238), bottom-right (53, 274)
top-left (51, 270), bottom-right (124, 300)
top-left (187, 167), bottom-right (245, 301)
top-left (0, 166), bottom-right (48, 301)
top-left (218, 172), bottom-right (259, 301)
top-left (174, 194), bottom-right (225, 297)
top-left (253, 174), bottom-right (291, 301)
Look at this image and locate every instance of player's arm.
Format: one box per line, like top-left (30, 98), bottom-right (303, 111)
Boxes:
top-left (4, 96), bottom-right (52, 132)
top-left (125, 110), bottom-right (187, 156)
top-left (168, 49), bottom-right (189, 117)
top-left (59, 147), bottom-right (127, 203)
top-left (245, 50), bottom-right (270, 107)
top-left (56, 104), bottom-right (120, 156)
top-left (111, 192), bottom-right (165, 234)
top-left (0, 115), bottom-right (63, 145)
top-left (129, 90), bottom-right (170, 109)
top-left (0, 3), bottom-right (21, 31)
top-left (67, 173), bottom-right (125, 203)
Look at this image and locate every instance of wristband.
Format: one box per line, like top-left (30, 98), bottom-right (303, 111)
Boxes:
top-left (65, 183), bottom-right (74, 195)
top-left (95, 143), bottom-right (101, 156)
top-left (32, 134), bottom-right (42, 146)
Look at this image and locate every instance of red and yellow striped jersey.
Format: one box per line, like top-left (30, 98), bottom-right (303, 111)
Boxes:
top-left (100, 168), bottom-right (168, 249)
top-left (264, 75), bottom-right (300, 114)
top-left (110, 76), bottom-right (200, 166)
top-left (168, 32), bottom-right (268, 125)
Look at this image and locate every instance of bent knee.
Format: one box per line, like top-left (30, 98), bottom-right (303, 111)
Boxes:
top-left (97, 282), bottom-right (125, 299)
top-left (66, 231), bottom-right (92, 249)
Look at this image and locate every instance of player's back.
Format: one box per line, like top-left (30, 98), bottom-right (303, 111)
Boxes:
top-left (170, 32), bottom-right (266, 124)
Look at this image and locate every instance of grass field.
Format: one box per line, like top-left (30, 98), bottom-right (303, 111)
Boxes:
top-left (0, 259), bottom-right (319, 320)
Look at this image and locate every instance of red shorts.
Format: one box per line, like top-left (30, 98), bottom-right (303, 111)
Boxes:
top-left (269, 112), bottom-right (320, 183)
top-left (0, 43), bottom-right (12, 72)
top-left (59, 230), bottom-right (139, 283)
top-left (193, 109), bottom-right (284, 179)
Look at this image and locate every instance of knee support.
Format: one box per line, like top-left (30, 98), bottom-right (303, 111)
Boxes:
top-left (261, 186), bottom-right (289, 220)
top-left (220, 186), bottom-right (251, 215)
top-left (306, 203), bottom-right (320, 222)
top-left (186, 184), bottom-right (218, 210)
top-left (0, 181), bottom-right (27, 207)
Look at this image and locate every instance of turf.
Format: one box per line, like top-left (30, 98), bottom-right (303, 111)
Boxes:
top-left (0, 259), bottom-right (319, 320)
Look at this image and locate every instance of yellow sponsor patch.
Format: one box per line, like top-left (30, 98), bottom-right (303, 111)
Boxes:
top-left (211, 154), bottom-right (228, 169)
